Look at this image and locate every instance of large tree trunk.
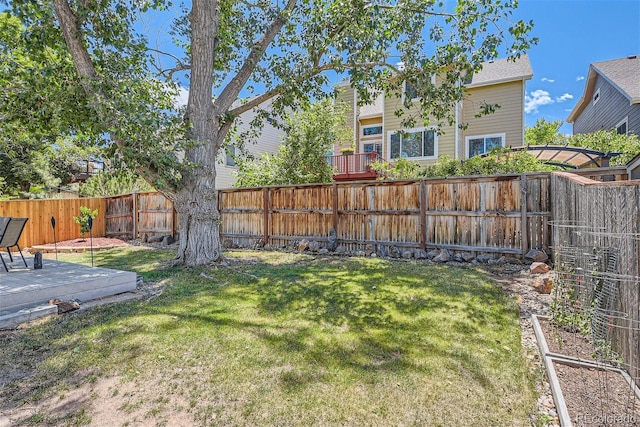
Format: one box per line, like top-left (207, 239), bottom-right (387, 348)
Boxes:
top-left (175, 0), bottom-right (224, 266)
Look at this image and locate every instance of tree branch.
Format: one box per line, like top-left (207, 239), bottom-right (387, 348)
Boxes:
top-left (52, 0), bottom-right (175, 196)
top-left (214, 0), bottom-right (297, 113)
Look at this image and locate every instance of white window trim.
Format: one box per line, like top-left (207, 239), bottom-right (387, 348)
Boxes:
top-left (465, 133), bottom-right (506, 158)
top-left (225, 146), bottom-right (238, 167)
top-left (387, 126), bottom-right (439, 161)
top-left (593, 88), bottom-right (601, 105)
top-left (360, 124), bottom-right (383, 138)
top-left (402, 75), bottom-right (437, 104)
top-left (615, 116), bottom-right (628, 135)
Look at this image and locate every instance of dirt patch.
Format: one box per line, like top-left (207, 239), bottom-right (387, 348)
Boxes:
top-left (555, 362), bottom-right (640, 426)
top-left (539, 318), bottom-right (595, 362)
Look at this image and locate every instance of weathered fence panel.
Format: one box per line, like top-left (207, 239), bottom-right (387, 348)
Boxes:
top-left (0, 198), bottom-right (106, 248)
top-left (136, 192), bottom-right (174, 241)
top-left (105, 194), bottom-right (135, 239)
top-left (551, 171), bottom-right (640, 383)
top-left (215, 173), bottom-right (552, 256)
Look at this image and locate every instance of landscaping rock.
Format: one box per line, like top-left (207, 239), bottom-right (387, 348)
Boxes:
top-left (335, 245), bottom-right (345, 254)
top-left (370, 253), bottom-right (377, 258)
top-left (496, 256), bottom-right (507, 265)
top-left (476, 253), bottom-right (494, 264)
top-left (460, 252), bottom-right (476, 262)
top-left (49, 298), bottom-right (80, 314)
top-left (415, 250), bottom-right (428, 260)
top-left (318, 248), bottom-right (329, 255)
top-left (147, 234), bottom-right (164, 243)
top-left (298, 239), bottom-right (310, 252)
top-left (253, 238), bottom-right (265, 249)
top-left (433, 249), bottom-right (451, 263)
top-left (534, 277), bottom-right (554, 294)
top-left (222, 238), bottom-right (234, 249)
top-left (377, 244), bottom-right (388, 258)
top-left (162, 235), bottom-right (175, 245)
top-left (505, 256), bottom-right (522, 264)
top-left (401, 250), bottom-right (413, 259)
top-left (308, 240), bottom-right (321, 252)
top-left (530, 262), bottom-right (551, 274)
top-left (526, 249), bottom-right (548, 263)
top-left (327, 228), bottom-right (338, 252)
top-left (364, 244), bottom-right (375, 256)
top-left (453, 253), bottom-right (464, 263)
top-left (354, 250), bottom-right (366, 257)
top-left (427, 249), bottom-right (439, 259)
top-left (388, 246), bottom-right (401, 258)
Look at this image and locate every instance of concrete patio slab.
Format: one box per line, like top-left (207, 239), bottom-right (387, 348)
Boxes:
top-left (0, 256), bottom-right (137, 328)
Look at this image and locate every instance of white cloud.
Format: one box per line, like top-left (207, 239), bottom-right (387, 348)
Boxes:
top-left (525, 89), bottom-right (553, 114)
top-left (174, 86), bottom-right (189, 108)
top-left (556, 93), bottom-right (574, 102)
top-left (576, 76), bottom-right (585, 81)
top-left (541, 77), bottom-right (555, 83)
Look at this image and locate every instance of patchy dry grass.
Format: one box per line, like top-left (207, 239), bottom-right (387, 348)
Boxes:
top-left (0, 248), bottom-right (536, 426)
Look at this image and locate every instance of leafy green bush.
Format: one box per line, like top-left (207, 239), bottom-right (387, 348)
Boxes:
top-left (73, 206), bottom-right (99, 238)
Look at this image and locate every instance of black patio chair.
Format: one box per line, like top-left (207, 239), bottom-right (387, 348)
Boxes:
top-left (0, 217), bottom-right (9, 240)
top-left (0, 217), bottom-right (29, 272)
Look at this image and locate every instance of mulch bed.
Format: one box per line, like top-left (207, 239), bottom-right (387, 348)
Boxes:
top-left (29, 237), bottom-right (129, 253)
top-left (540, 318), bottom-right (640, 426)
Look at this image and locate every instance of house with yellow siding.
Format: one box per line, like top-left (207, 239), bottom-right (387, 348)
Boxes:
top-left (333, 56), bottom-right (532, 171)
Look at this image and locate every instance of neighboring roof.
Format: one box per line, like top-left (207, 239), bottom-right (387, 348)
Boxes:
top-left (466, 55), bottom-right (533, 88)
top-left (567, 55), bottom-right (640, 123)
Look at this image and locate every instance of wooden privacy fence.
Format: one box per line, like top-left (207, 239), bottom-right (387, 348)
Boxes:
top-left (219, 173), bottom-right (552, 255)
top-left (551, 171), bottom-right (640, 381)
top-left (105, 192), bottom-right (174, 240)
top-left (0, 198), bottom-right (106, 249)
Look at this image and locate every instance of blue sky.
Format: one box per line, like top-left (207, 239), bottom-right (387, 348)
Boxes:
top-left (512, 0), bottom-right (640, 134)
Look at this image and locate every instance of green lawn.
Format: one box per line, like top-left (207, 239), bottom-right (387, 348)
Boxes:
top-left (0, 248), bottom-right (537, 426)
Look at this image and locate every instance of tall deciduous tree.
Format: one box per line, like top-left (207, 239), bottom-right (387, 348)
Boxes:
top-left (4, 0), bottom-right (536, 265)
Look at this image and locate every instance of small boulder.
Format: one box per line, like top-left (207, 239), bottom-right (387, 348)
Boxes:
top-left (377, 244), bottom-right (389, 258)
top-left (388, 246), bottom-right (401, 258)
top-left (495, 256), bottom-right (507, 265)
top-left (49, 298), bottom-right (80, 314)
top-left (453, 253), bottom-right (464, 263)
top-left (335, 245), bottom-right (345, 254)
top-left (162, 235), bottom-right (175, 245)
top-left (401, 250), bottom-right (413, 259)
top-left (534, 278), bottom-right (554, 294)
top-left (354, 250), bottom-right (366, 257)
top-left (415, 250), bottom-right (428, 260)
top-left (476, 253), bottom-right (494, 264)
top-left (148, 234), bottom-right (164, 243)
top-left (460, 252), bottom-right (475, 262)
top-left (308, 241), bottom-right (321, 252)
top-left (427, 249), bottom-right (439, 259)
top-left (222, 238), bottom-right (234, 249)
top-left (530, 262), bottom-right (551, 274)
top-left (253, 239), bottom-right (265, 249)
top-left (433, 249), bottom-right (451, 263)
top-left (318, 248), bottom-right (329, 255)
top-left (364, 244), bottom-right (375, 256)
top-left (525, 249), bottom-right (548, 263)
top-left (327, 228), bottom-right (338, 252)
top-left (298, 239), bottom-right (310, 252)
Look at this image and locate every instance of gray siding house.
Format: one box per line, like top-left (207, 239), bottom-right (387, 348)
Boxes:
top-left (567, 55), bottom-right (640, 137)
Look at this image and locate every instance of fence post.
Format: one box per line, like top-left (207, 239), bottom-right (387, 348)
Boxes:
top-left (520, 174), bottom-right (529, 257)
top-left (420, 180), bottom-right (427, 250)
top-left (332, 182), bottom-right (338, 232)
top-left (263, 187), bottom-right (270, 245)
top-left (132, 192), bottom-right (138, 240)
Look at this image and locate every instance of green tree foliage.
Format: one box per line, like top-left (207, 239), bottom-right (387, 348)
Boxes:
top-left (569, 130), bottom-right (640, 166)
top-left (4, 0), bottom-right (536, 265)
top-left (80, 170), bottom-right (154, 197)
top-left (371, 147), bottom-right (554, 180)
top-left (234, 99), bottom-right (350, 187)
top-left (525, 118), bottom-right (566, 146)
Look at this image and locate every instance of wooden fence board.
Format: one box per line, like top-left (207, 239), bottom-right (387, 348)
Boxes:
top-left (0, 198), bottom-right (106, 248)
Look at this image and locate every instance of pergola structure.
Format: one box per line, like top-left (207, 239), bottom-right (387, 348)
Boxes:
top-left (486, 145), bottom-right (621, 169)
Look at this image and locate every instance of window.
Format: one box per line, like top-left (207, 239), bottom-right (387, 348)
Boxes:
top-left (362, 125), bottom-right (383, 137)
top-left (466, 133), bottom-right (505, 158)
top-left (402, 75), bottom-right (436, 104)
top-left (593, 88), bottom-right (600, 105)
top-left (616, 117), bottom-right (628, 135)
top-left (388, 128), bottom-right (437, 160)
top-left (363, 142), bottom-right (383, 157)
top-left (226, 146), bottom-right (237, 166)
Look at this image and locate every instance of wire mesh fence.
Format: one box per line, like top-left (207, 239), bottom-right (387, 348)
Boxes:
top-left (548, 222), bottom-right (640, 425)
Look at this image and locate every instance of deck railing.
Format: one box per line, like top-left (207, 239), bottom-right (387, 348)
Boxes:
top-left (328, 152), bottom-right (381, 178)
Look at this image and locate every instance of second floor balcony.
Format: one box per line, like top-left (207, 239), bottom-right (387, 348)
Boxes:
top-left (328, 152), bottom-right (382, 181)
